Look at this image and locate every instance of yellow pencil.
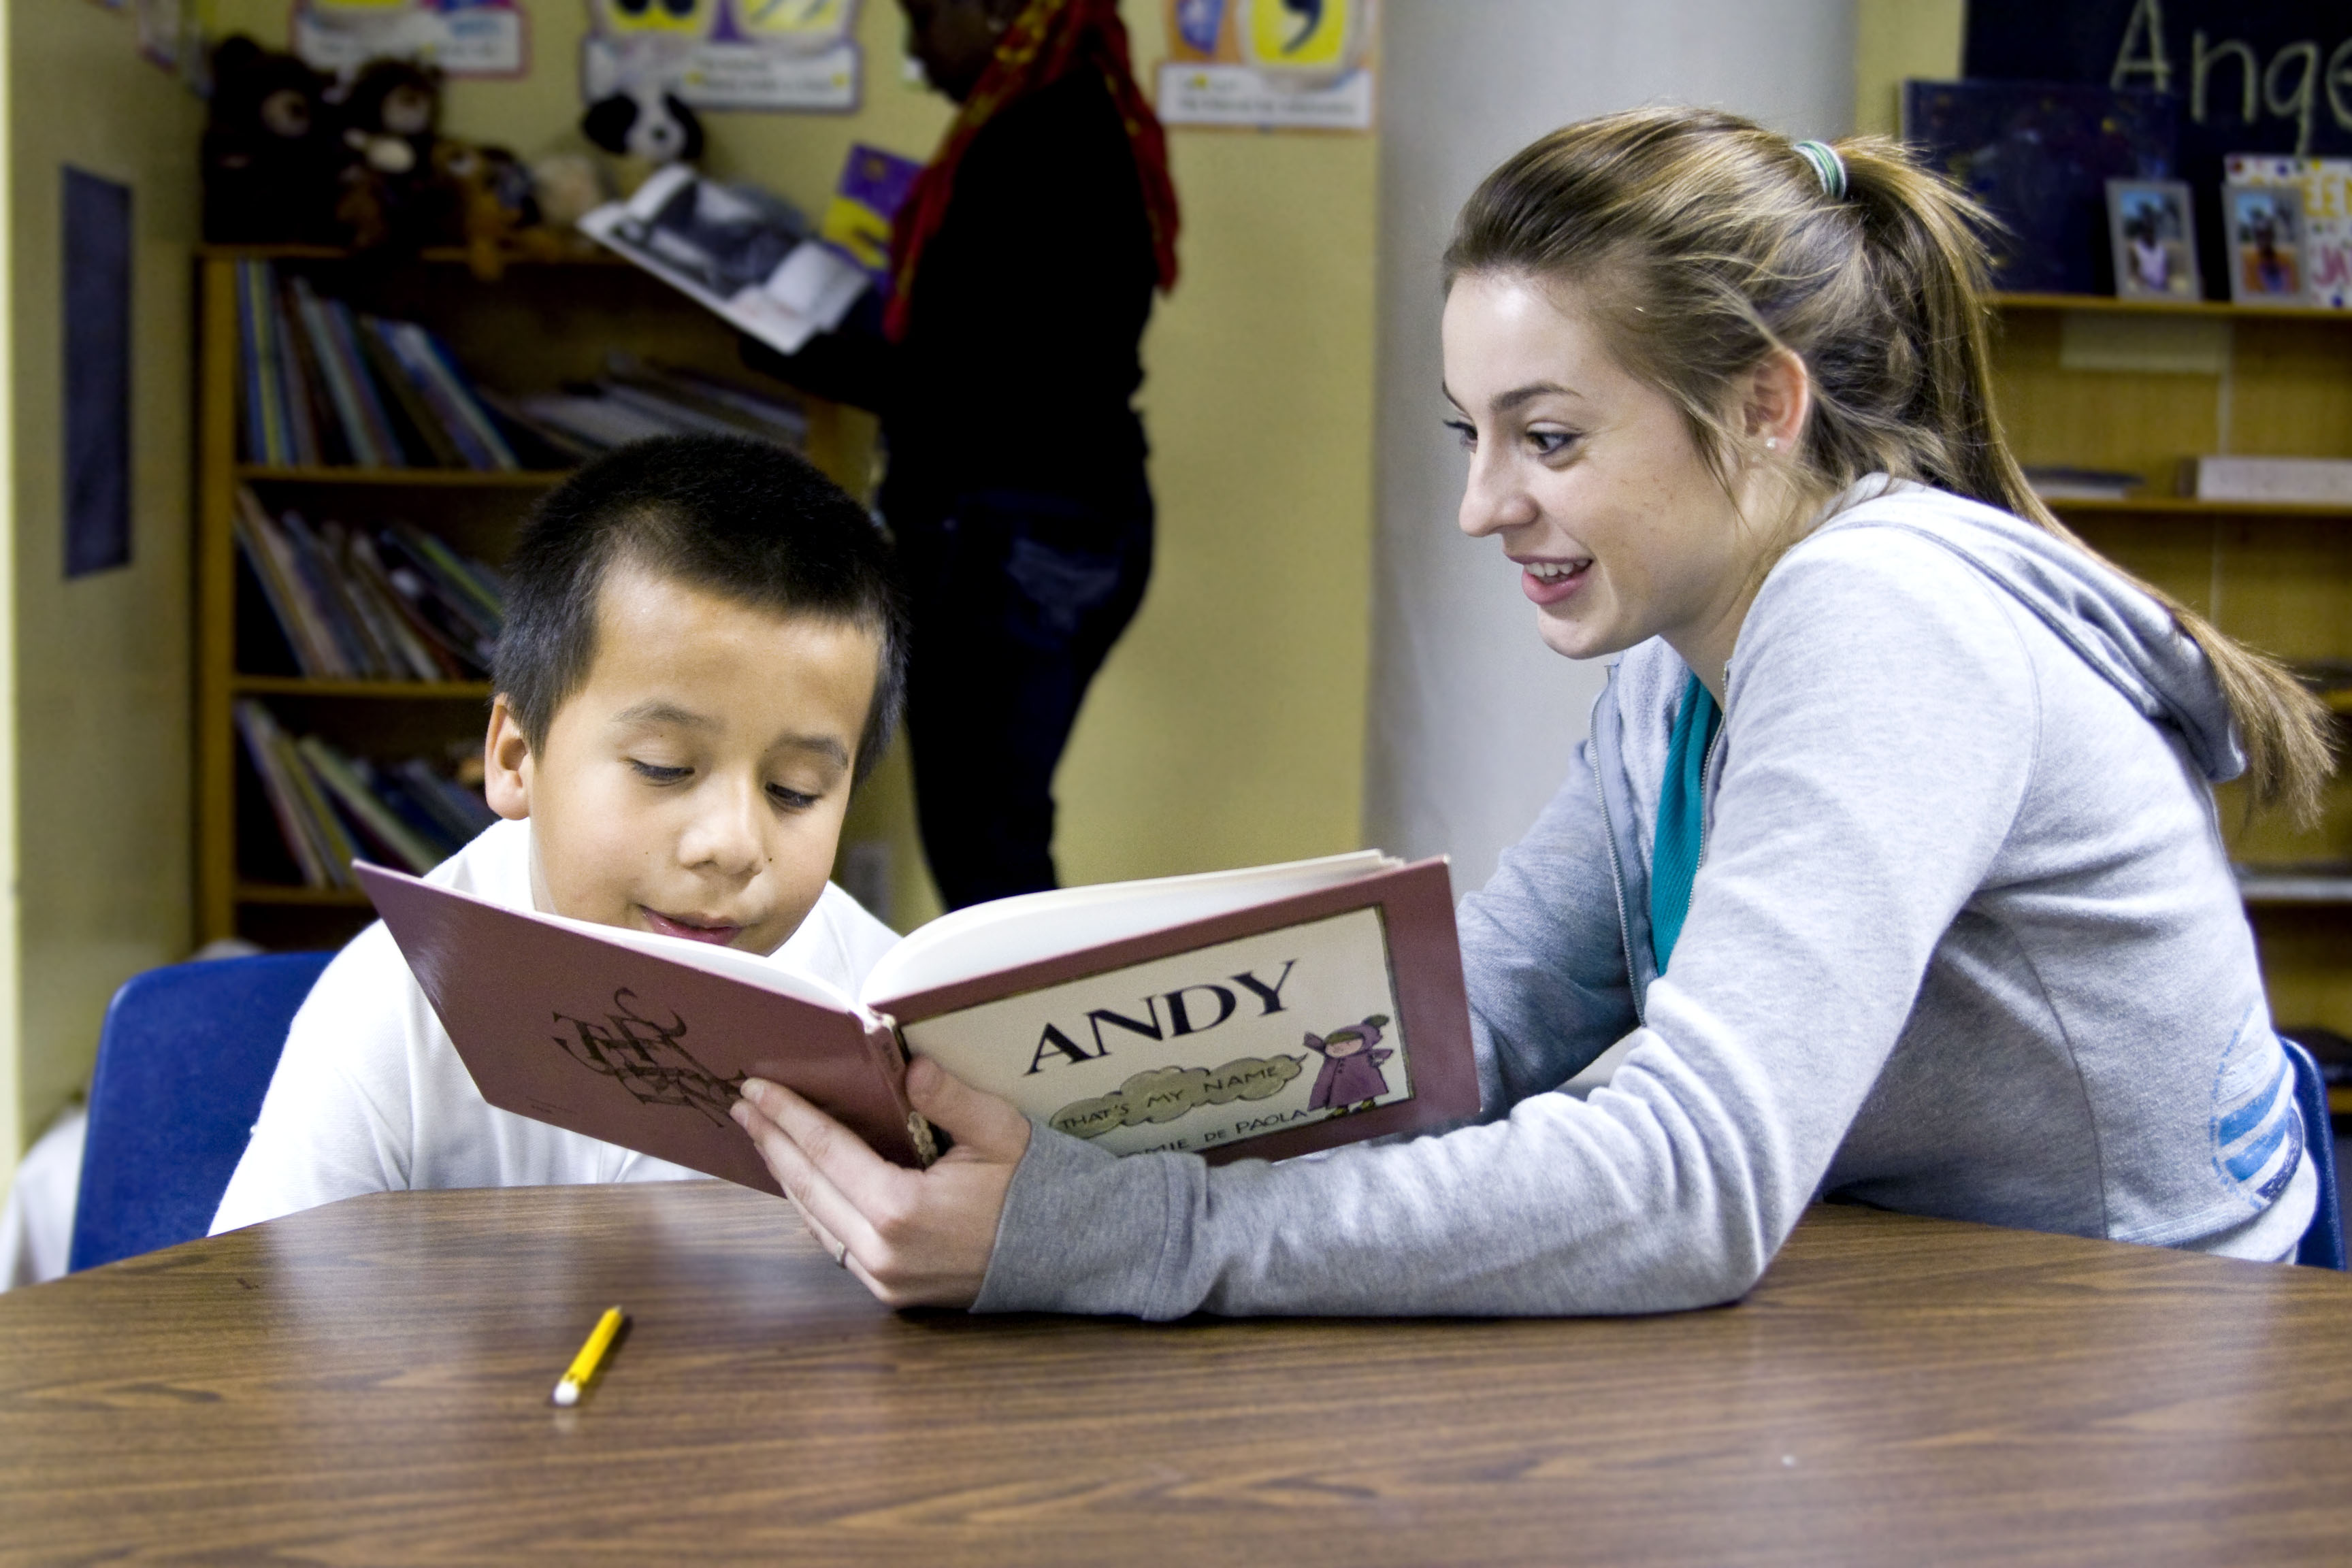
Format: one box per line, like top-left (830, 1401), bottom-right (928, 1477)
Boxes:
top-left (551, 1306), bottom-right (625, 1407)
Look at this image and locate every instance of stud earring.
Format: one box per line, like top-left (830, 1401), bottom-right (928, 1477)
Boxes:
top-left (1765, 437), bottom-right (1779, 451)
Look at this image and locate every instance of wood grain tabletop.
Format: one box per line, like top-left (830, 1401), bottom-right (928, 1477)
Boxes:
top-left (1, 1182), bottom-right (2348, 1566)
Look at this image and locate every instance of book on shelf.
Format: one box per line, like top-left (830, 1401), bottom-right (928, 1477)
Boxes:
top-left (2233, 863), bottom-right (2352, 904)
top-left (2181, 456), bottom-right (2352, 505)
top-left (353, 851), bottom-right (1480, 1186)
top-left (235, 260), bottom-right (294, 467)
top-left (2293, 660), bottom-right (2352, 698)
top-left (234, 259), bottom-right (539, 473)
top-left (233, 487), bottom-right (503, 680)
top-left (2023, 466), bottom-right (2143, 502)
top-left (235, 699), bottom-right (497, 888)
top-left (480, 356), bottom-right (811, 463)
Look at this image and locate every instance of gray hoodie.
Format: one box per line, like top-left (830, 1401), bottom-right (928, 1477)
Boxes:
top-left (973, 479), bottom-right (2314, 1318)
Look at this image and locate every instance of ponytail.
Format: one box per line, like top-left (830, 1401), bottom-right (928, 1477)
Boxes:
top-left (1446, 108), bottom-right (2336, 823)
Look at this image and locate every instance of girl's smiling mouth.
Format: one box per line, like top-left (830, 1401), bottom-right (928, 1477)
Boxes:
top-left (1514, 555), bottom-right (1593, 606)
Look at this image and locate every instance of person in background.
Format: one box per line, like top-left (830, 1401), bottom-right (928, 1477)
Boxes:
top-left (747, 0), bottom-right (1180, 910)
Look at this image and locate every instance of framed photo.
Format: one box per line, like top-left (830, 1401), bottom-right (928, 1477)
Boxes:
top-left (2107, 179), bottom-right (2200, 301)
top-left (2224, 182), bottom-right (2311, 306)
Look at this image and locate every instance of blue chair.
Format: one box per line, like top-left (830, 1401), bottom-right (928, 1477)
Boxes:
top-left (2281, 1037), bottom-right (2345, 1271)
top-left (67, 951), bottom-right (333, 1272)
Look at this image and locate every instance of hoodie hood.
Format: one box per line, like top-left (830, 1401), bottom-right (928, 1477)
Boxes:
top-left (1806, 477), bottom-right (2247, 784)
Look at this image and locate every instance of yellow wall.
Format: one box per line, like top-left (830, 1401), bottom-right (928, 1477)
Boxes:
top-left (198, 0), bottom-right (1380, 932)
top-left (1853, 0), bottom-right (1964, 137)
top-left (1, 3), bottom-right (205, 1163)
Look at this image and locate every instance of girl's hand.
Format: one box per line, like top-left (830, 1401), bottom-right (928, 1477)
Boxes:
top-left (732, 1056), bottom-right (1032, 1309)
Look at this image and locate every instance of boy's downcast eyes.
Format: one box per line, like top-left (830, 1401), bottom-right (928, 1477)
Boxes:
top-left (626, 757), bottom-right (823, 811)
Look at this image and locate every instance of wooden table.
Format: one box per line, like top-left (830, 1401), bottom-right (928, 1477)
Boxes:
top-left (2, 1184), bottom-right (2349, 1565)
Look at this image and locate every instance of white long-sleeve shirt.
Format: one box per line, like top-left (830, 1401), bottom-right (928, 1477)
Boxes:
top-left (212, 817), bottom-right (899, 1234)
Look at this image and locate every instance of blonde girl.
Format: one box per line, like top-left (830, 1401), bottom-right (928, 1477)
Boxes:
top-left (731, 108), bottom-right (2336, 1314)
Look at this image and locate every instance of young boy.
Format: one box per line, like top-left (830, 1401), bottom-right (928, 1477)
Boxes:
top-left (211, 435), bottom-right (906, 1232)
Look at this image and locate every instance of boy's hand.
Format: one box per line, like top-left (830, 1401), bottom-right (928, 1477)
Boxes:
top-left (732, 1056), bottom-right (1031, 1309)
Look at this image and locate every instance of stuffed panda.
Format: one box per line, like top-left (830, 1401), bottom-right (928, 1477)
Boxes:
top-left (201, 35), bottom-right (348, 244)
top-left (581, 78), bottom-right (705, 169)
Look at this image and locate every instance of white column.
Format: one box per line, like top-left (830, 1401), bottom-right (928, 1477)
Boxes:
top-left (1367, 0), bottom-right (1857, 890)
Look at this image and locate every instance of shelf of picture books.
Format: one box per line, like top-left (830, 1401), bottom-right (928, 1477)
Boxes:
top-left (197, 248), bottom-right (862, 949)
top-left (1982, 293), bottom-right (2352, 1045)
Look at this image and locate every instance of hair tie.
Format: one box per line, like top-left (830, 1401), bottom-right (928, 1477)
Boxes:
top-left (1794, 140), bottom-right (1846, 200)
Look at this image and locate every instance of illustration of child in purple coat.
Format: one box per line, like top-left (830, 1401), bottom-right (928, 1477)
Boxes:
top-left (1305, 1014), bottom-right (1394, 1115)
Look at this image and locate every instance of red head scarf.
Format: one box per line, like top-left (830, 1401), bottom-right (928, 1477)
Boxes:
top-left (884, 0), bottom-right (1181, 342)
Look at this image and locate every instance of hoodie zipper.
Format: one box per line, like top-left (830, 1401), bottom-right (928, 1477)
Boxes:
top-left (1693, 721), bottom-right (1723, 877)
top-left (1592, 734), bottom-right (1645, 1026)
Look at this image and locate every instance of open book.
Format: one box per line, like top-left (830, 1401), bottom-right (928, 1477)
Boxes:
top-left (355, 853), bottom-right (1477, 1196)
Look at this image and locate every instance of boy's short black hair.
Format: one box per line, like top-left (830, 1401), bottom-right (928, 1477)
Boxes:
top-left (493, 434), bottom-right (906, 784)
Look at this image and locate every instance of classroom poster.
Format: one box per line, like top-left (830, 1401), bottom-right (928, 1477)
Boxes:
top-left (581, 0), bottom-right (861, 114)
top-left (63, 169), bottom-right (132, 579)
top-left (1158, 0), bottom-right (1375, 131)
top-left (134, 0), bottom-right (184, 69)
top-left (292, 0), bottom-right (529, 76)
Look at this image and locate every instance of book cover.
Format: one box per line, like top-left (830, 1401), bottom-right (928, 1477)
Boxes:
top-left (289, 281), bottom-right (386, 468)
top-left (235, 491), bottom-right (350, 676)
top-left (278, 511), bottom-right (384, 676)
top-left (2185, 455), bottom-right (2352, 504)
top-left (233, 700), bottom-right (331, 887)
top-left (347, 533), bottom-right (466, 680)
top-left (267, 283), bottom-right (321, 468)
top-left (1902, 80), bottom-right (2176, 294)
top-left (323, 299), bottom-right (410, 468)
top-left (240, 261), bottom-right (293, 466)
top-left (232, 492), bottom-right (331, 675)
top-left (390, 521), bottom-right (505, 636)
top-left (301, 736), bottom-right (448, 874)
top-left (279, 281), bottom-right (353, 467)
top-left (578, 166), bottom-right (868, 359)
top-left (400, 324), bottom-right (521, 471)
top-left (819, 143), bottom-right (923, 282)
top-left (273, 723), bottom-right (361, 885)
top-left (355, 853), bottom-right (1479, 1188)
top-left (375, 532), bottom-right (500, 672)
top-left (354, 316), bottom-right (468, 468)
top-left (2225, 155), bottom-right (2352, 308)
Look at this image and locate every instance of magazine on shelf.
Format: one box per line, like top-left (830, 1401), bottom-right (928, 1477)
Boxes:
top-left (578, 166), bottom-right (870, 357)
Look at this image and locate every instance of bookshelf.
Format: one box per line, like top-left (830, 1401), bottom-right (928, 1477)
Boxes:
top-left (195, 247), bottom-right (878, 949)
top-left (1988, 292), bottom-right (2352, 1041)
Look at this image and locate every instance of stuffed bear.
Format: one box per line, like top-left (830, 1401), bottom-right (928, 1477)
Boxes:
top-left (335, 59), bottom-right (444, 250)
top-left (431, 140), bottom-right (573, 278)
top-left (201, 35), bottom-right (348, 244)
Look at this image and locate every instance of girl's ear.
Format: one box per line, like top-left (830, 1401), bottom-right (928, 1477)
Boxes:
top-left (483, 696), bottom-right (534, 821)
top-left (1740, 346), bottom-right (1812, 458)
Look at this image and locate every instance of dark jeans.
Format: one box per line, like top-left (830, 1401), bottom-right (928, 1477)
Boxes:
top-left (892, 483), bottom-right (1153, 910)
